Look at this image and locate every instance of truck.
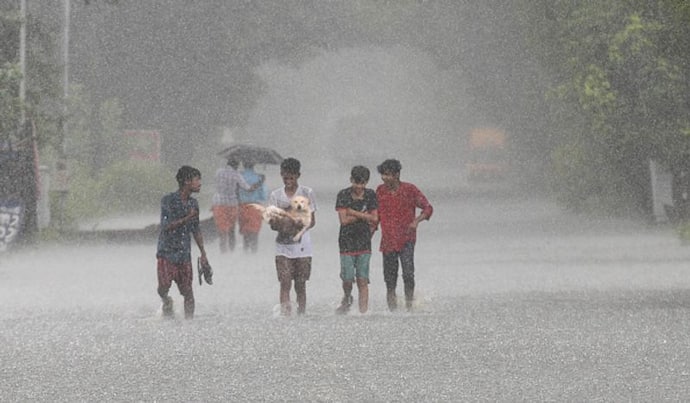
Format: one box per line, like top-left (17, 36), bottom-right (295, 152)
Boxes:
top-left (465, 127), bottom-right (507, 182)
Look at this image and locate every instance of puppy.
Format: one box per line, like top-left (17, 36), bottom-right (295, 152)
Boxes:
top-left (250, 195), bottom-right (313, 242)
top-left (287, 195), bottom-right (313, 241)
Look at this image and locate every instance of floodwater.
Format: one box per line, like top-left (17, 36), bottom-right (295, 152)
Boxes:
top-left (2, 188), bottom-right (690, 401)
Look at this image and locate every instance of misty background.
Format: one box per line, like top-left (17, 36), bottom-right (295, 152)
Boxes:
top-left (1, 1), bottom-right (689, 229)
top-left (5, 3), bottom-right (690, 400)
top-left (26, 1), bottom-right (538, 200)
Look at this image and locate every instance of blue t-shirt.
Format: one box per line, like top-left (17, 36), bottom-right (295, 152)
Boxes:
top-left (238, 168), bottom-right (266, 204)
top-left (156, 191), bottom-right (200, 264)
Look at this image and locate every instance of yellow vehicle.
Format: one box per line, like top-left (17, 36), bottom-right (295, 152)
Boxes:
top-left (466, 127), bottom-right (507, 182)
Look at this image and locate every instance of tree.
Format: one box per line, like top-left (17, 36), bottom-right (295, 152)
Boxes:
top-left (516, 1), bottom-right (690, 216)
top-left (0, 2), bottom-right (61, 150)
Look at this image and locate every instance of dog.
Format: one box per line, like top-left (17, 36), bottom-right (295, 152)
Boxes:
top-left (250, 195), bottom-right (313, 242)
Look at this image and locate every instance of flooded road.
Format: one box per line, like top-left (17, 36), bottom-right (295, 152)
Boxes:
top-left (2, 190), bottom-right (690, 401)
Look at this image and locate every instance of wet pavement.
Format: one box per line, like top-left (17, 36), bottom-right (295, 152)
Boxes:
top-left (2, 189), bottom-right (690, 401)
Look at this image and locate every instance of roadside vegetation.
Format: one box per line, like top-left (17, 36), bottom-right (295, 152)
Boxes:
top-left (1, 1), bottom-right (690, 236)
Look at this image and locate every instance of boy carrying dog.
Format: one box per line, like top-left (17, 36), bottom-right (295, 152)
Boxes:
top-left (267, 157), bottom-right (317, 316)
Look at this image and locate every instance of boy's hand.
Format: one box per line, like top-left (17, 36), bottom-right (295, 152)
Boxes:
top-left (186, 208), bottom-right (199, 221)
top-left (270, 216), bottom-right (304, 233)
top-left (270, 216), bottom-right (304, 238)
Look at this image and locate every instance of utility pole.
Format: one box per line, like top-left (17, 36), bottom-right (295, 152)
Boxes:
top-left (63, 0), bottom-right (70, 100)
top-left (19, 0), bottom-right (25, 128)
top-left (56, 0), bottom-right (71, 231)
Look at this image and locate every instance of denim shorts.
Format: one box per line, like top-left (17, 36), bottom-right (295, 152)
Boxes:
top-left (339, 253), bottom-right (371, 281)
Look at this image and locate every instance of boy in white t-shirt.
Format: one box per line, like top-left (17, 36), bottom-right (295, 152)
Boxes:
top-left (267, 157), bottom-right (317, 315)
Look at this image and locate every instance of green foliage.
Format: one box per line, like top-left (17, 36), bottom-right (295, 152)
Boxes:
top-left (676, 222), bottom-right (690, 243)
top-left (58, 162), bottom-right (102, 228)
top-left (56, 160), bottom-right (173, 230)
top-left (95, 97), bottom-right (125, 169)
top-left (515, 1), bottom-right (690, 218)
top-left (550, 142), bottom-right (601, 213)
top-left (98, 160), bottom-right (171, 213)
top-left (0, 5), bottom-right (62, 148)
top-left (550, 141), bottom-right (640, 217)
top-left (0, 62), bottom-right (21, 140)
top-left (62, 84), bottom-right (128, 175)
top-left (62, 84), bottom-right (95, 165)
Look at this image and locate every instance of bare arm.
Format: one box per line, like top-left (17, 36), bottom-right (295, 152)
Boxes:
top-left (164, 207), bottom-right (199, 231)
top-left (408, 191), bottom-right (432, 231)
top-left (342, 208), bottom-right (378, 225)
top-left (193, 229), bottom-right (207, 263)
top-left (337, 208), bottom-right (356, 225)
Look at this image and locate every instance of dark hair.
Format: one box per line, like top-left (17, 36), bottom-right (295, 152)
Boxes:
top-left (280, 157), bottom-right (301, 174)
top-left (377, 159), bottom-right (401, 174)
top-left (226, 158), bottom-right (240, 169)
top-left (351, 165), bottom-right (370, 183)
top-left (176, 165), bottom-right (201, 187)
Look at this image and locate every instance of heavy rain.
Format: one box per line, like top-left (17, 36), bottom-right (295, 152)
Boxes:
top-left (2, 1), bottom-right (690, 401)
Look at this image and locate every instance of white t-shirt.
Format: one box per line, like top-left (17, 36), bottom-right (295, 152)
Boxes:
top-left (268, 185), bottom-right (317, 258)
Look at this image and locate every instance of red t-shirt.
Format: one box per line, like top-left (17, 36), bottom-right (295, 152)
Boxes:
top-left (375, 182), bottom-right (433, 253)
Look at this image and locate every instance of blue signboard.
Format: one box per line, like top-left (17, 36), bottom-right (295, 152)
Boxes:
top-left (0, 198), bottom-right (24, 252)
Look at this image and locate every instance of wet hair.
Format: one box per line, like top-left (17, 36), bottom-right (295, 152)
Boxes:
top-left (176, 165), bottom-right (201, 187)
top-left (351, 165), bottom-right (370, 183)
top-left (377, 159), bottom-right (402, 174)
top-left (280, 157), bottom-right (301, 175)
top-left (226, 158), bottom-right (239, 169)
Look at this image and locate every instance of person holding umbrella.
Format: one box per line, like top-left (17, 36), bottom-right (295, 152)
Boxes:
top-left (238, 160), bottom-right (267, 253)
top-left (211, 158), bottom-right (263, 253)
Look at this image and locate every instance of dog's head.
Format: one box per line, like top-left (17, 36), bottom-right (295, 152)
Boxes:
top-left (290, 195), bottom-right (311, 212)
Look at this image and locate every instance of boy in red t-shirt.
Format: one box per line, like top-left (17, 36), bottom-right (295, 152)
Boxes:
top-left (375, 159), bottom-right (433, 311)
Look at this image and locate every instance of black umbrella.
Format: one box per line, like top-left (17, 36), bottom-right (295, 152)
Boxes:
top-left (217, 144), bottom-right (283, 165)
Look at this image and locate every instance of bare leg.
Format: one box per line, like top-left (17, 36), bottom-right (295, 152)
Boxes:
top-left (356, 277), bottom-right (369, 314)
top-left (279, 279), bottom-right (292, 315)
top-left (249, 233), bottom-right (259, 253)
top-left (219, 232), bottom-right (228, 253)
top-left (336, 281), bottom-right (353, 314)
top-left (228, 228), bottom-right (236, 252)
top-left (244, 233), bottom-right (259, 253)
top-left (295, 280), bottom-right (307, 314)
top-left (182, 293), bottom-right (195, 319)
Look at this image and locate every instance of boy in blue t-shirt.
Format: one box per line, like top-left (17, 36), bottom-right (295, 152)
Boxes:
top-left (156, 166), bottom-right (209, 319)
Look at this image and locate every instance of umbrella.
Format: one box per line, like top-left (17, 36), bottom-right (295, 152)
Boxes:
top-left (217, 144), bottom-right (283, 165)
